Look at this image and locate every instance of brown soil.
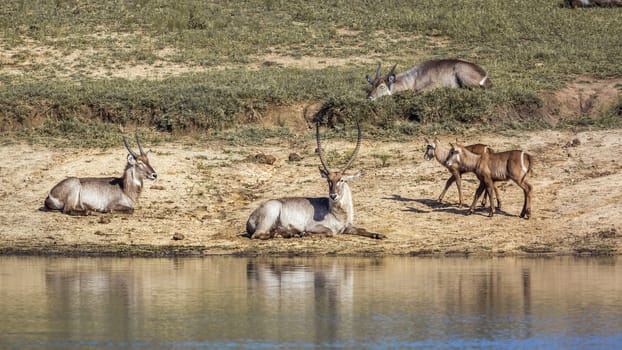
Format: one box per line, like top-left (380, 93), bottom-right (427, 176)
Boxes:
top-left (546, 77), bottom-right (622, 120)
top-left (1, 122), bottom-right (621, 257)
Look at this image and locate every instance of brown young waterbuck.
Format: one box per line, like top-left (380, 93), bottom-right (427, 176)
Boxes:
top-left (44, 134), bottom-right (157, 215)
top-left (424, 138), bottom-right (500, 208)
top-left (366, 59), bottom-right (492, 100)
top-left (245, 121), bottom-right (385, 240)
top-left (444, 144), bottom-right (533, 219)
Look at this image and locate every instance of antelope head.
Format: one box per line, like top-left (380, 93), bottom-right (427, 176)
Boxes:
top-left (423, 138), bottom-right (439, 161)
top-left (316, 121), bottom-right (362, 202)
top-left (366, 63), bottom-right (397, 100)
top-left (444, 143), bottom-right (462, 168)
top-left (123, 134), bottom-right (157, 181)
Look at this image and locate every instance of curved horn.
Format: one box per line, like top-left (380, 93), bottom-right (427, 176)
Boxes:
top-left (135, 133), bottom-right (146, 155)
top-left (123, 136), bottom-right (138, 158)
top-left (340, 120), bottom-right (362, 173)
top-left (387, 64), bottom-right (397, 80)
top-left (375, 63), bottom-right (382, 80)
top-left (316, 121), bottom-right (330, 172)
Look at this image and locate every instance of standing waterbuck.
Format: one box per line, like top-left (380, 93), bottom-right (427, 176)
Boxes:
top-left (424, 138), bottom-right (500, 208)
top-left (44, 134), bottom-right (157, 215)
top-left (246, 121), bottom-right (385, 240)
top-left (366, 59), bottom-right (492, 100)
top-left (445, 144), bottom-right (533, 219)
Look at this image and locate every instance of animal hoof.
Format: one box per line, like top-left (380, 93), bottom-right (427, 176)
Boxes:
top-left (251, 232), bottom-right (272, 240)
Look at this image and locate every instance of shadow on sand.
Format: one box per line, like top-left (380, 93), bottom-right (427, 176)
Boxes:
top-left (383, 194), bottom-right (515, 217)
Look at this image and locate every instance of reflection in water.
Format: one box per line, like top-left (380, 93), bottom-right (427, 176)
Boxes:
top-left (245, 259), bottom-right (358, 345)
top-left (1, 256), bottom-right (621, 349)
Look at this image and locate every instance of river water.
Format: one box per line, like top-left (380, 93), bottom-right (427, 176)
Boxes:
top-left (1, 256), bottom-right (621, 349)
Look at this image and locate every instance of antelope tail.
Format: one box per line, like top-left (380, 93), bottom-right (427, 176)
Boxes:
top-left (520, 152), bottom-right (532, 184)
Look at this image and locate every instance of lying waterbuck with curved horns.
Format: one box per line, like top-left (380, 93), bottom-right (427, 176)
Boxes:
top-left (424, 138), bottom-right (500, 208)
top-left (366, 59), bottom-right (492, 100)
top-left (44, 134), bottom-right (157, 215)
top-left (246, 121), bottom-right (385, 240)
top-left (445, 143), bottom-right (533, 219)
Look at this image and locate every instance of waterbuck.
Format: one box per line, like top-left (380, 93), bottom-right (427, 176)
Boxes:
top-left (565, 0), bottom-right (622, 7)
top-left (245, 121), bottom-right (385, 240)
top-left (44, 134), bottom-right (157, 215)
top-left (445, 144), bottom-right (533, 219)
top-left (366, 59), bottom-right (492, 100)
top-left (424, 138), bottom-right (500, 208)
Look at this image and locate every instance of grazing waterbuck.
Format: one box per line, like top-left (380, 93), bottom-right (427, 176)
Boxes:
top-left (246, 121), bottom-right (385, 240)
top-left (424, 138), bottom-right (500, 208)
top-left (366, 59), bottom-right (492, 100)
top-left (445, 143), bottom-right (533, 219)
top-left (44, 134), bottom-right (157, 215)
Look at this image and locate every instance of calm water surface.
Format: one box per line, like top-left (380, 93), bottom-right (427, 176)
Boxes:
top-left (1, 256), bottom-right (621, 349)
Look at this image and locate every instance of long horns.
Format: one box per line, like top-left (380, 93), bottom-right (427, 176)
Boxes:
top-left (374, 63), bottom-right (397, 80)
top-left (316, 121), bottom-right (330, 173)
top-left (387, 64), bottom-right (397, 80)
top-left (316, 120), bottom-right (362, 173)
top-left (375, 63), bottom-right (382, 80)
top-left (123, 133), bottom-right (146, 158)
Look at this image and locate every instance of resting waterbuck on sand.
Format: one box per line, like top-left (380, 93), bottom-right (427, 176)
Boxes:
top-left (445, 144), bottom-right (533, 219)
top-left (424, 138), bottom-right (500, 208)
top-left (245, 121), bottom-right (385, 240)
top-left (366, 59), bottom-right (492, 100)
top-left (44, 134), bottom-right (157, 215)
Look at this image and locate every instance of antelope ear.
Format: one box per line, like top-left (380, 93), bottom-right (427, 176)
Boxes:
top-left (387, 64), bottom-right (397, 84)
top-left (127, 153), bottom-right (136, 165)
top-left (366, 75), bottom-right (373, 84)
top-left (344, 171), bottom-right (362, 182)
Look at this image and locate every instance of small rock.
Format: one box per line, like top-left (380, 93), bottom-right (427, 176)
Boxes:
top-left (172, 232), bottom-right (185, 241)
top-left (288, 152), bottom-right (303, 162)
top-left (248, 152), bottom-right (277, 165)
top-left (98, 216), bottom-right (111, 224)
top-left (262, 154), bottom-right (277, 165)
top-left (565, 138), bottom-right (581, 148)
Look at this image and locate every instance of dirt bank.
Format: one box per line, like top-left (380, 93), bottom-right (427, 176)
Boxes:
top-left (1, 128), bottom-right (621, 257)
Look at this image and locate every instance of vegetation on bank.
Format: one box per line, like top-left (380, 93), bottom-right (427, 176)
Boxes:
top-left (0, 0), bottom-right (621, 147)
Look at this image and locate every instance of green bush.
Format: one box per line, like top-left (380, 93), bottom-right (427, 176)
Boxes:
top-left (313, 87), bottom-right (547, 134)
